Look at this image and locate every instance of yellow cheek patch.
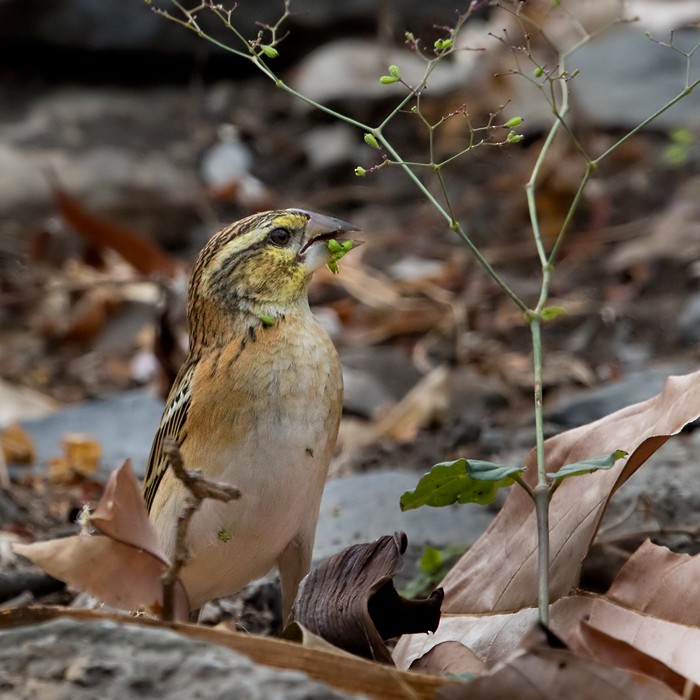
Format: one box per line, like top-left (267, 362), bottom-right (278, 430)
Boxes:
top-left (238, 248), bottom-right (308, 306)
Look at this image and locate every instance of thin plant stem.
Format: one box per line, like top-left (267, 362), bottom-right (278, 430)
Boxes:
top-left (534, 481), bottom-right (550, 625)
top-left (593, 79), bottom-right (700, 165)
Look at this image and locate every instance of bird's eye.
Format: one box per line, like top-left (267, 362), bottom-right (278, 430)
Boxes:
top-left (267, 228), bottom-right (293, 247)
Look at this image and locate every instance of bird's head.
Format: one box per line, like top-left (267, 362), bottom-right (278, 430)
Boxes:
top-left (188, 209), bottom-right (358, 345)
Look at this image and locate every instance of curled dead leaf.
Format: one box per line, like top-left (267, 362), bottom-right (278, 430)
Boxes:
top-left (292, 532), bottom-right (443, 664)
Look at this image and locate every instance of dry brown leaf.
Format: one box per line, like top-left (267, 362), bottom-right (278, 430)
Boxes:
top-left (90, 459), bottom-right (168, 561)
top-left (396, 595), bottom-right (593, 672)
top-left (14, 460), bottom-right (188, 620)
top-left (435, 646), bottom-right (682, 700)
top-left (586, 597), bottom-right (700, 686)
top-left (570, 621), bottom-right (700, 700)
top-left (1, 422), bottom-right (35, 465)
top-left (606, 176), bottom-right (700, 272)
top-left (605, 539), bottom-right (700, 625)
top-left (412, 641), bottom-right (485, 675)
top-left (345, 300), bottom-right (449, 346)
top-left (283, 621), bottom-right (358, 658)
top-left (324, 258), bottom-right (406, 310)
top-left (439, 370), bottom-right (700, 614)
top-left (0, 448), bottom-right (8, 491)
top-left (48, 457), bottom-right (75, 484)
top-left (52, 179), bottom-right (180, 279)
top-left (495, 351), bottom-right (596, 390)
top-left (371, 364), bottom-right (450, 444)
top-left (39, 288), bottom-right (112, 346)
top-left (62, 433), bottom-right (101, 477)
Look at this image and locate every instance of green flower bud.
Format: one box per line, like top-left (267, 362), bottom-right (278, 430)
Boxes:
top-left (354, 166), bottom-right (367, 176)
top-left (504, 116), bottom-right (523, 128)
top-left (434, 38), bottom-right (453, 51)
top-left (260, 45), bottom-right (279, 58)
top-left (364, 133), bottom-right (380, 149)
top-left (380, 75), bottom-right (400, 85)
top-left (507, 131), bottom-right (524, 143)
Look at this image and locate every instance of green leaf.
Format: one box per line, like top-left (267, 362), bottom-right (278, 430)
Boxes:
top-left (547, 450), bottom-right (628, 481)
top-left (419, 545), bottom-right (443, 574)
top-left (401, 544), bottom-right (464, 598)
top-left (260, 45), bottom-right (279, 58)
top-left (364, 133), bottom-right (380, 149)
top-left (541, 305), bottom-right (566, 321)
top-left (400, 459), bottom-right (523, 511)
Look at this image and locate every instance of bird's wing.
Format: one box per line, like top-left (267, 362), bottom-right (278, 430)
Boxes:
top-left (143, 361), bottom-right (196, 511)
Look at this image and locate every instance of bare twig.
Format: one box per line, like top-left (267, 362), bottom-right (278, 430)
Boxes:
top-left (160, 437), bottom-right (241, 621)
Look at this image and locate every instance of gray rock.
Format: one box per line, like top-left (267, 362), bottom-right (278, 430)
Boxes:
top-left (0, 617), bottom-right (365, 699)
top-left (678, 292), bottom-right (700, 343)
top-left (0, 0), bottom-right (483, 54)
top-left (340, 346), bottom-right (423, 402)
top-left (546, 368), bottom-right (692, 429)
top-left (342, 366), bottom-right (393, 418)
top-left (0, 87), bottom-right (201, 246)
top-left (19, 390), bottom-right (164, 477)
top-left (570, 27), bottom-right (700, 130)
top-left (314, 470), bottom-right (493, 562)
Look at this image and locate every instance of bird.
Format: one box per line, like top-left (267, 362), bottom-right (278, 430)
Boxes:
top-left (142, 208), bottom-right (358, 621)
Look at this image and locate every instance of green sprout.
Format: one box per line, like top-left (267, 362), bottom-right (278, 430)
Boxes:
top-left (326, 238), bottom-right (355, 274)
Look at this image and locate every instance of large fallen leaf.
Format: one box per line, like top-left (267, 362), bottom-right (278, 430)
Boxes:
top-left (52, 180), bottom-right (180, 279)
top-left (604, 539), bottom-right (700, 625)
top-left (585, 597), bottom-right (700, 686)
top-left (292, 532), bottom-right (443, 664)
top-left (438, 370), bottom-right (700, 613)
top-left (14, 460), bottom-right (188, 620)
top-left (397, 596), bottom-right (593, 672)
top-left (394, 370), bottom-right (700, 669)
top-left (570, 621), bottom-right (700, 699)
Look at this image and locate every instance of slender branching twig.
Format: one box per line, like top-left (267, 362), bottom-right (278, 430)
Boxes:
top-left (160, 437), bottom-right (241, 621)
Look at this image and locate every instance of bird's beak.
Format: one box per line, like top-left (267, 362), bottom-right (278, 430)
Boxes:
top-left (293, 209), bottom-right (361, 273)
